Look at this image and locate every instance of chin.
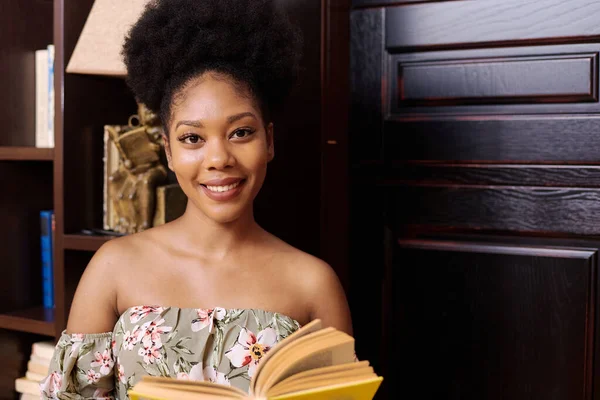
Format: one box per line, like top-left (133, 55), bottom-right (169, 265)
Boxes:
top-left (206, 211), bottom-right (245, 224)
top-left (196, 203), bottom-right (251, 224)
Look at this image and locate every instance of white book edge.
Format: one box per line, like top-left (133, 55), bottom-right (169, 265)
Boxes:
top-left (15, 377), bottom-right (40, 396)
top-left (25, 371), bottom-right (45, 382)
top-left (35, 49), bottom-right (49, 148)
top-left (32, 341), bottom-right (55, 360)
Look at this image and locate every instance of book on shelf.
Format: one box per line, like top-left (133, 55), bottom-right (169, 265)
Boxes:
top-left (129, 319), bottom-right (383, 400)
top-left (35, 44), bottom-right (55, 148)
top-left (15, 341), bottom-right (53, 398)
top-left (40, 210), bottom-right (55, 308)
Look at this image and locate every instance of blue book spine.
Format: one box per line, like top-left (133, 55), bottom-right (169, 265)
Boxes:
top-left (40, 210), bottom-right (54, 308)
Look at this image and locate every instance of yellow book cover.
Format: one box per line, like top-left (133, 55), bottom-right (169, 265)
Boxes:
top-left (129, 320), bottom-right (383, 400)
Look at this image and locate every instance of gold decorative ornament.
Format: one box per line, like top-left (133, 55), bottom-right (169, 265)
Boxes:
top-left (104, 104), bottom-right (168, 234)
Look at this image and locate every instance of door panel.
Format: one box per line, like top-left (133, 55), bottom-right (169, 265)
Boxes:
top-left (390, 44), bottom-right (599, 115)
top-left (391, 186), bottom-right (600, 236)
top-left (384, 0), bottom-right (600, 49)
top-left (390, 239), bottom-right (597, 400)
top-left (384, 117), bottom-right (600, 162)
top-left (350, 1), bottom-right (600, 399)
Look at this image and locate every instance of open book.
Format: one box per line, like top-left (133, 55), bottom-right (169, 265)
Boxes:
top-left (129, 319), bottom-right (383, 400)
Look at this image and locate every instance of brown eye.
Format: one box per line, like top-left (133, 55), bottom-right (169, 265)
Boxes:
top-left (178, 134), bottom-right (202, 144)
top-left (230, 129), bottom-right (255, 139)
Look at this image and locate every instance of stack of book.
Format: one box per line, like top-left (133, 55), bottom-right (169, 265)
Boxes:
top-left (15, 341), bottom-right (54, 399)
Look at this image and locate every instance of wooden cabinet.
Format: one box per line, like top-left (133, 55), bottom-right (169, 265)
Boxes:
top-left (350, 1), bottom-right (600, 399)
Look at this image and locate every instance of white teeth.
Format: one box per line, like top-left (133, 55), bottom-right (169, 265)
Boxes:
top-left (206, 181), bottom-right (241, 193)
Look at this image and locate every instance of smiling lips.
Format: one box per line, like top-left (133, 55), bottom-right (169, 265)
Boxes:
top-left (206, 181), bottom-right (241, 193)
top-left (200, 177), bottom-right (246, 201)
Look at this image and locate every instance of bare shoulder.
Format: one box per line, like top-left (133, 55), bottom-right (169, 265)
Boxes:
top-left (281, 245), bottom-right (339, 287)
top-left (270, 239), bottom-right (353, 335)
top-left (65, 232), bottom-right (151, 334)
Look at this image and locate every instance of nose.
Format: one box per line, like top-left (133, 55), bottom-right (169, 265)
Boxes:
top-left (204, 138), bottom-right (234, 170)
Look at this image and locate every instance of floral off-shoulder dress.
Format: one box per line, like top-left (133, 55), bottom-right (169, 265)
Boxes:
top-left (40, 306), bottom-right (301, 399)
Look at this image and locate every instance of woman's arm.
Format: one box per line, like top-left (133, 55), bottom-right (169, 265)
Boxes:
top-left (65, 240), bottom-right (122, 334)
top-left (302, 259), bottom-right (353, 336)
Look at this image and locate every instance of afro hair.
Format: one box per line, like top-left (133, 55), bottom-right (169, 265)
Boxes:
top-left (122, 0), bottom-right (303, 128)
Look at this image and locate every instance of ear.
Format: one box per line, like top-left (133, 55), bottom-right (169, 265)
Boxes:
top-left (266, 123), bottom-right (275, 162)
top-left (162, 134), bottom-right (174, 171)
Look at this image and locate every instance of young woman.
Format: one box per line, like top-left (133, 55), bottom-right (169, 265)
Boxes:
top-left (40, 0), bottom-right (352, 398)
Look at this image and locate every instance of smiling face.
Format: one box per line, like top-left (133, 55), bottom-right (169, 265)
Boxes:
top-left (164, 72), bottom-right (274, 224)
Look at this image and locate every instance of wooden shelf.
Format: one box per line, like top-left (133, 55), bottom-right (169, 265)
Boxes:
top-left (0, 307), bottom-right (55, 336)
top-left (63, 234), bottom-right (115, 251)
top-left (0, 146), bottom-right (54, 161)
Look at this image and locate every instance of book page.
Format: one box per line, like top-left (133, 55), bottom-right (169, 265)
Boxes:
top-left (267, 366), bottom-right (374, 397)
top-left (129, 382), bottom-right (235, 400)
top-left (269, 360), bottom-right (370, 389)
top-left (134, 376), bottom-right (246, 398)
top-left (250, 319), bottom-right (323, 394)
top-left (259, 332), bottom-right (355, 395)
top-left (254, 329), bottom-right (337, 393)
top-left (269, 371), bottom-right (376, 397)
top-left (270, 377), bottom-right (383, 400)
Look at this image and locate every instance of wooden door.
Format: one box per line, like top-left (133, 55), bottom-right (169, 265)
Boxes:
top-left (350, 1), bottom-right (600, 399)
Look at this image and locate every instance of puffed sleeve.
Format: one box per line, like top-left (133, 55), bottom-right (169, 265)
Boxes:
top-left (40, 331), bottom-right (115, 400)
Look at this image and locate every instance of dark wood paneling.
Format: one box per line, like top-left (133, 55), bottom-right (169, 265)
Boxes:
top-left (385, 0), bottom-right (600, 50)
top-left (358, 164), bottom-right (600, 188)
top-left (349, 6), bottom-right (387, 380)
top-left (320, 0), bottom-right (350, 287)
top-left (0, 0), bottom-right (53, 146)
top-left (390, 239), bottom-right (596, 400)
top-left (400, 55), bottom-right (595, 103)
top-left (352, 1), bottom-right (600, 399)
top-left (389, 44), bottom-right (600, 116)
top-left (348, 185), bottom-right (386, 374)
top-left (391, 185), bottom-right (600, 236)
top-left (395, 50), bottom-right (596, 108)
top-left (350, 8), bottom-right (384, 161)
top-left (354, 0), bottom-right (448, 7)
top-left (253, 0), bottom-right (323, 257)
top-left (384, 117), bottom-right (600, 163)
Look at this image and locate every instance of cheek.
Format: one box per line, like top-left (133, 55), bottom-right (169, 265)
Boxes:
top-left (241, 143), bottom-right (270, 173)
top-left (170, 148), bottom-right (203, 177)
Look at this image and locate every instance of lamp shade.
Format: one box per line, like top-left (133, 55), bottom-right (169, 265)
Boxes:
top-left (66, 0), bottom-right (149, 77)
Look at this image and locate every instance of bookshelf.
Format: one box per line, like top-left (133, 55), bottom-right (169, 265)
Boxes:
top-left (0, 308), bottom-right (55, 337)
top-left (0, 0), bottom-right (136, 346)
top-left (0, 147), bottom-right (54, 161)
top-left (63, 234), bottom-right (114, 252)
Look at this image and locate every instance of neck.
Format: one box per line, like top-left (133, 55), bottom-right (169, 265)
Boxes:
top-left (175, 201), bottom-right (263, 261)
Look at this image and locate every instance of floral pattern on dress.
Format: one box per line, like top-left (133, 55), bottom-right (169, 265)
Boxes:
top-left (40, 307), bottom-right (300, 399)
top-left (225, 327), bottom-right (277, 377)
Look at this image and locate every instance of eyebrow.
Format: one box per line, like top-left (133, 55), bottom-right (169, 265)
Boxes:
top-left (175, 112), bottom-right (258, 130)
